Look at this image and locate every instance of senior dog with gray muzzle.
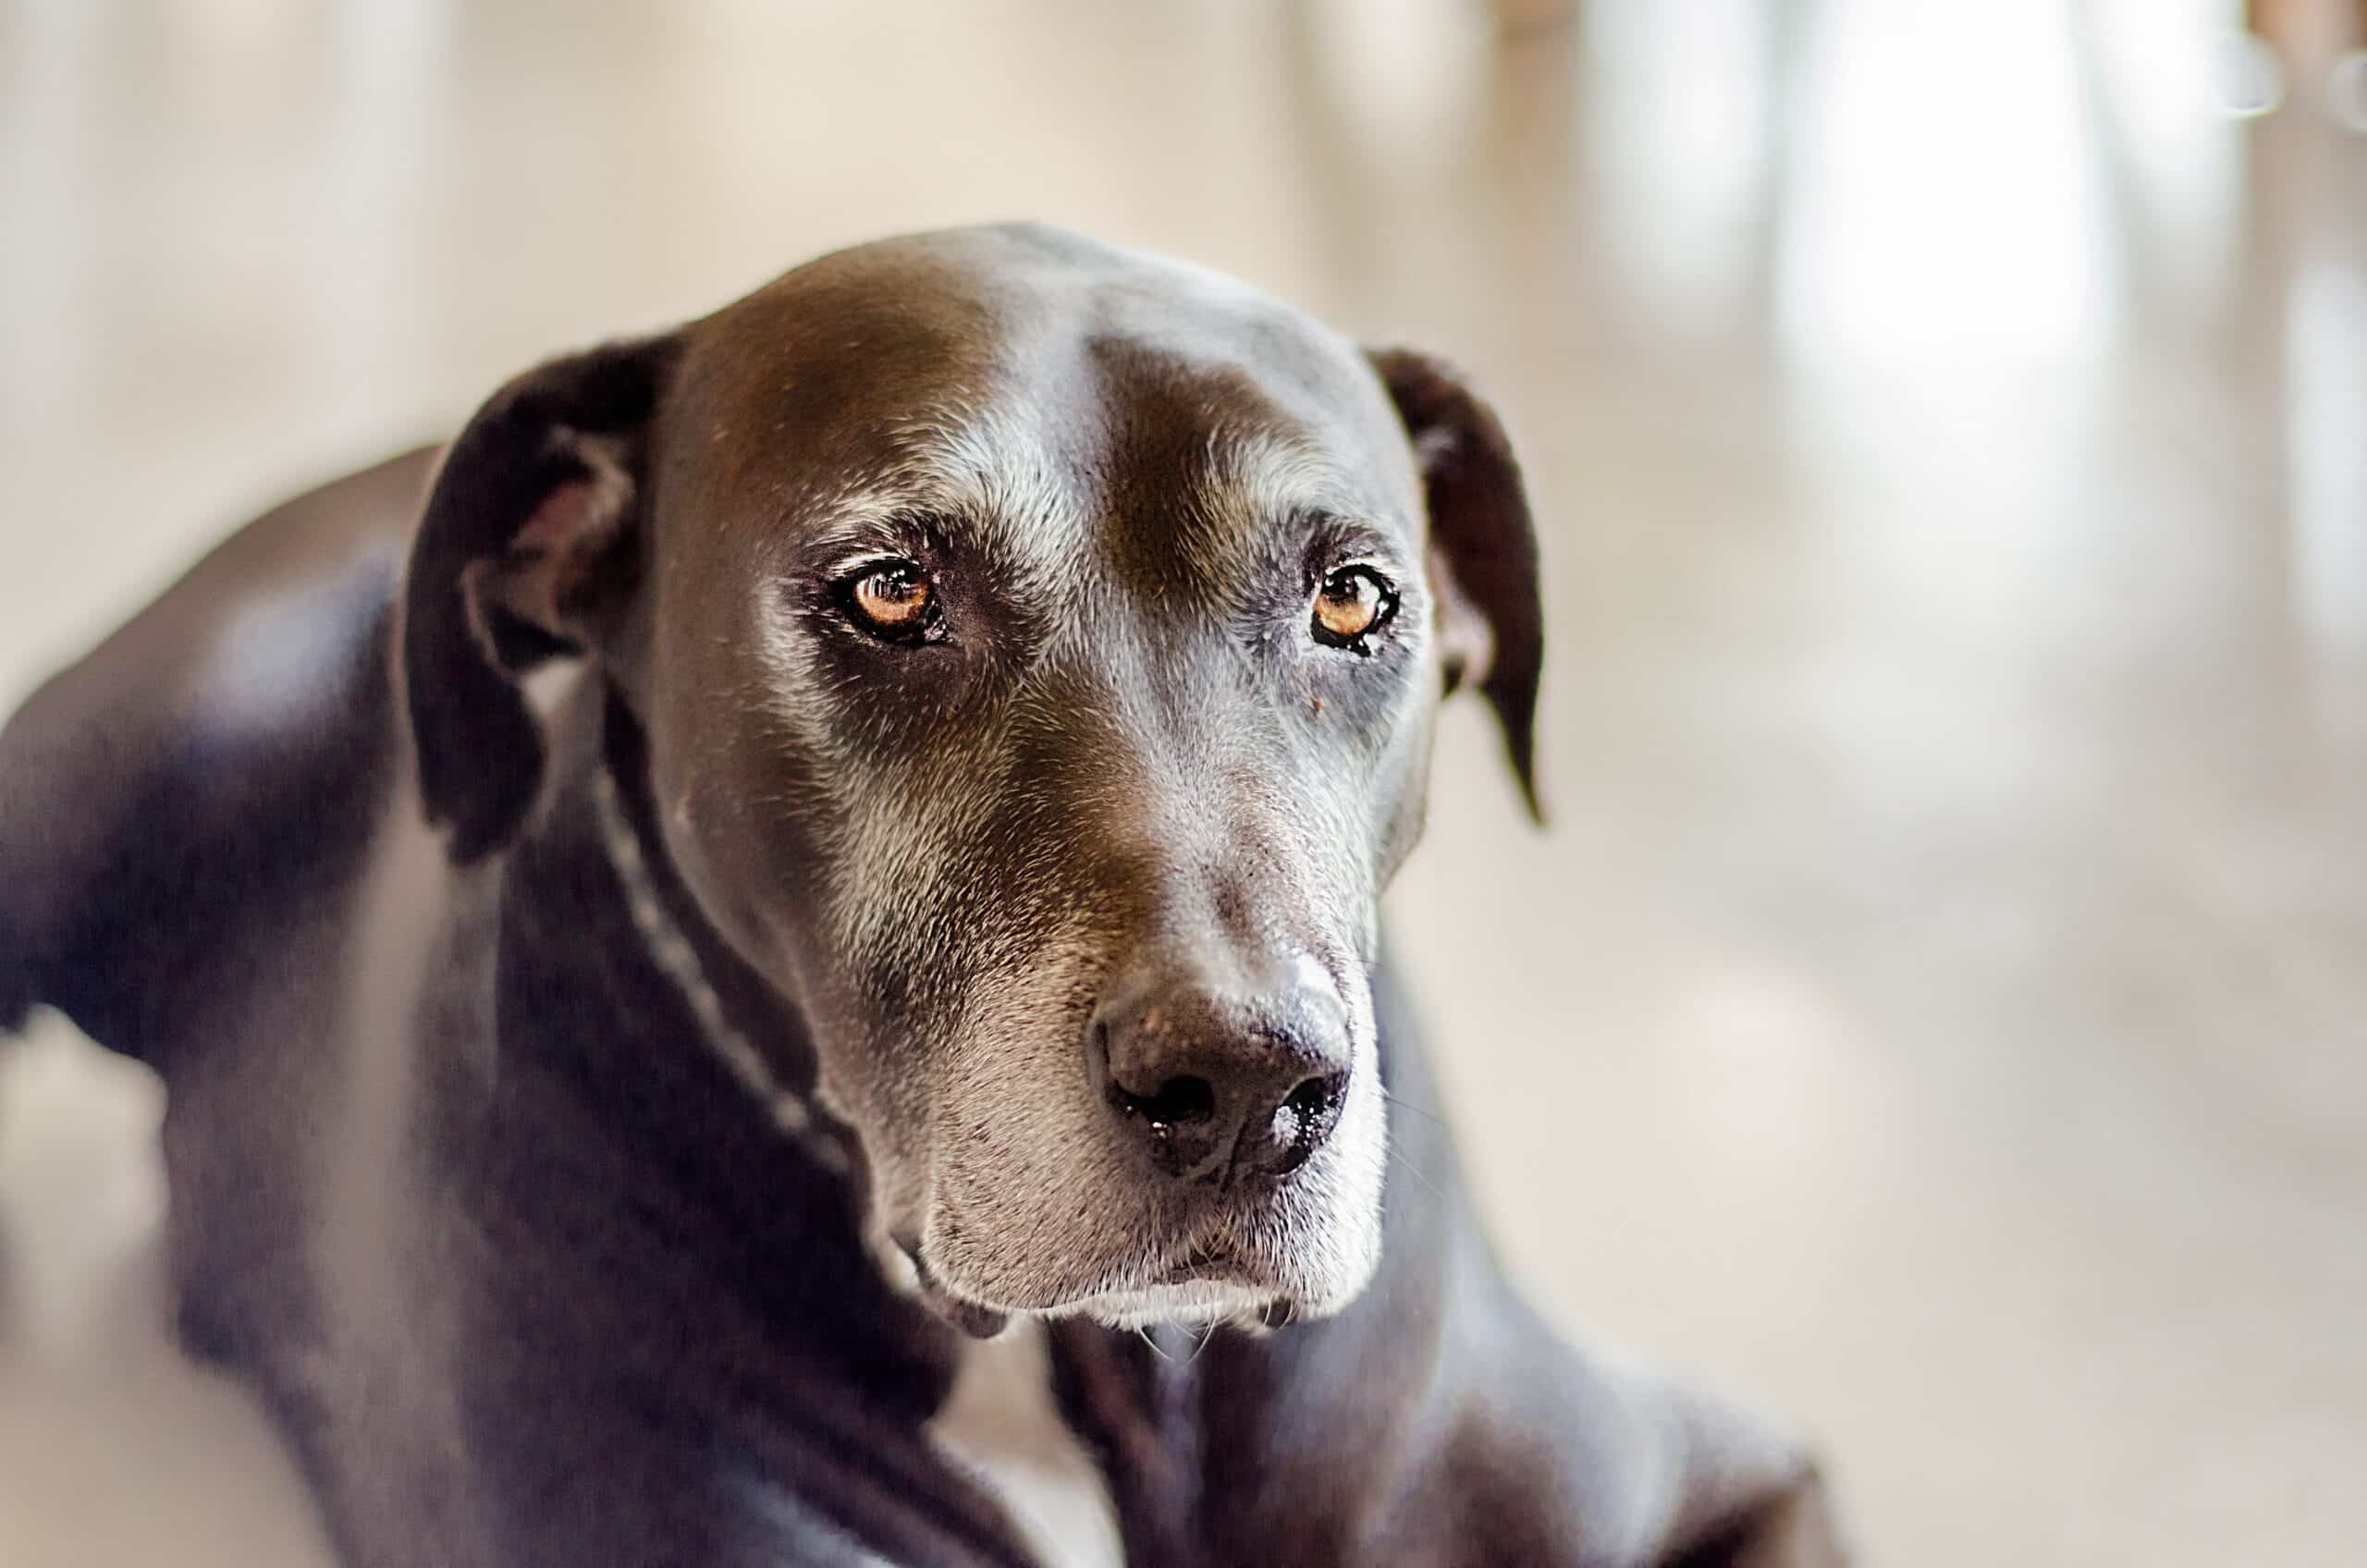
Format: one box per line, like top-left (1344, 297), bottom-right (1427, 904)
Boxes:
top-left (0, 224), bottom-right (1846, 1566)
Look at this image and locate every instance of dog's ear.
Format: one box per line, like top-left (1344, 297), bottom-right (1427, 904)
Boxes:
top-left (1365, 347), bottom-right (1545, 823)
top-left (400, 333), bottom-right (682, 864)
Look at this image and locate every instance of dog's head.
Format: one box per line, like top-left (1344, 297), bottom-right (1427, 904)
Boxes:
top-left (401, 226), bottom-right (1540, 1329)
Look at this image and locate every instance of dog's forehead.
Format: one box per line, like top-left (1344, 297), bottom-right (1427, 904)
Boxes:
top-left (674, 226), bottom-right (1420, 576)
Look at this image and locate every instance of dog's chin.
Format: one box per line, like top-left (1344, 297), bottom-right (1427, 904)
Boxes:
top-left (1050, 1279), bottom-right (1282, 1331)
top-left (911, 1217), bottom-right (1384, 1338)
top-left (924, 1268), bottom-right (1355, 1339)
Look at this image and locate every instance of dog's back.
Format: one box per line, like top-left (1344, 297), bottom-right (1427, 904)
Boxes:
top-left (0, 447), bottom-right (434, 1060)
top-left (0, 447), bottom-right (519, 1550)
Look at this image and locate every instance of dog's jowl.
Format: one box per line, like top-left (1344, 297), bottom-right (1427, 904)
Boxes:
top-left (0, 224), bottom-right (1846, 1566)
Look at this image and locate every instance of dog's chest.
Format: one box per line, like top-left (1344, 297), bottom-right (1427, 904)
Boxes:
top-left (927, 1321), bottom-right (1125, 1568)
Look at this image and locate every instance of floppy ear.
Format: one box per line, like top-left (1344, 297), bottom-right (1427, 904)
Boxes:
top-left (400, 333), bottom-right (682, 864)
top-left (1364, 347), bottom-right (1545, 822)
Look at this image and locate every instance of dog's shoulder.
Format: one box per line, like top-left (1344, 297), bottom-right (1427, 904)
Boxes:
top-left (0, 446), bottom-right (433, 1057)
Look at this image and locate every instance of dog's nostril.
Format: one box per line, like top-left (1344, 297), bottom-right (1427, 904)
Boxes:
top-left (1267, 1074), bottom-right (1343, 1175)
top-left (1109, 1072), bottom-right (1217, 1130)
top-left (1283, 1075), bottom-right (1335, 1126)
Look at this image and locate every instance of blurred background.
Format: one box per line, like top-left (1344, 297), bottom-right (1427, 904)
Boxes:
top-left (1, 0), bottom-right (2361, 1563)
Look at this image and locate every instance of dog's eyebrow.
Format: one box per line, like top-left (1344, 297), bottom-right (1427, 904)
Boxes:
top-left (794, 496), bottom-right (957, 568)
top-left (1189, 425), bottom-right (1406, 572)
top-left (789, 408), bottom-right (1085, 571)
top-left (1201, 425), bottom-right (1355, 521)
top-left (1295, 509), bottom-right (1403, 568)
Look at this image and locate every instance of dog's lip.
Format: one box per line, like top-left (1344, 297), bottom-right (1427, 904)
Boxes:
top-left (1049, 1277), bottom-right (1282, 1331)
top-left (914, 1177), bottom-right (1349, 1327)
top-left (909, 1236), bottom-right (1279, 1329)
top-left (1150, 1242), bottom-right (1242, 1286)
top-left (1061, 1243), bottom-right (1288, 1322)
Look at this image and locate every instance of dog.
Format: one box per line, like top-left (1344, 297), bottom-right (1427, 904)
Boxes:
top-left (0, 224), bottom-right (1845, 1566)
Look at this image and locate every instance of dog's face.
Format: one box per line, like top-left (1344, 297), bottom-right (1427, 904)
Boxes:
top-left (402, 226), bottom-right (1540, 1330)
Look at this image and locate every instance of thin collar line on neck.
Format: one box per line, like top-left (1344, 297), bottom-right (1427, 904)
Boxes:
top-left (588, 766), bottom-right (851, 1177)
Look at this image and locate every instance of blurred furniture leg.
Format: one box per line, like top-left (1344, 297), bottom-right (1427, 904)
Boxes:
top-left (1491, 0), bottom-right (1575, 37)
top-left (2248, 0), bottom-right (2365, 62)
top-left (2248, 0), bottom-right (2367, 128)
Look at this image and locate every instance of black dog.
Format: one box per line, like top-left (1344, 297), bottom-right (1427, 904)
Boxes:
top-left (0, 225), bottom-right (1843, 1566)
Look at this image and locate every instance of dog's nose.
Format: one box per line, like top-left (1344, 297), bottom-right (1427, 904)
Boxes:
top-left (1089, 955), bottom-right (1352, 1183)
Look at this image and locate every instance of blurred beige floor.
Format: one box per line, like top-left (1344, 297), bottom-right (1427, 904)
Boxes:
top-left (3, 1), bottom-right (2363, 1564)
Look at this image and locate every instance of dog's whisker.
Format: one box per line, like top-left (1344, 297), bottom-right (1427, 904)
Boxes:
top-left (1380, 1088), bottom-right (1449, 1129)
top-left (1386, 1144), bottom-right (1448, 1206)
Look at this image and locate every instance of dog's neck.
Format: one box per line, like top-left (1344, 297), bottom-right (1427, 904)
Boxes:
top-left (569, 685), bottom-right (1035, 1334)
top-left (510, 685), bottom-right (851, 1170)
top-left (474, 681), bottom-right (966, 1375)
top-left (583, 725), bottom-right (853, 1181)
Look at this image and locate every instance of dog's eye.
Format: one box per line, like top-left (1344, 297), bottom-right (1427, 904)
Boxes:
top-left (1311, 566), bottom-right (1396, 649)
top-left (839, 560), bottom-right (940, 643)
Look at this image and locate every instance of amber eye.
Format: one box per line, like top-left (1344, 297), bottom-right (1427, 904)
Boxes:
top-left (840, 560), bottom-right (939, 641)
top-left (1311, 565), bottom-right (1396, 648)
